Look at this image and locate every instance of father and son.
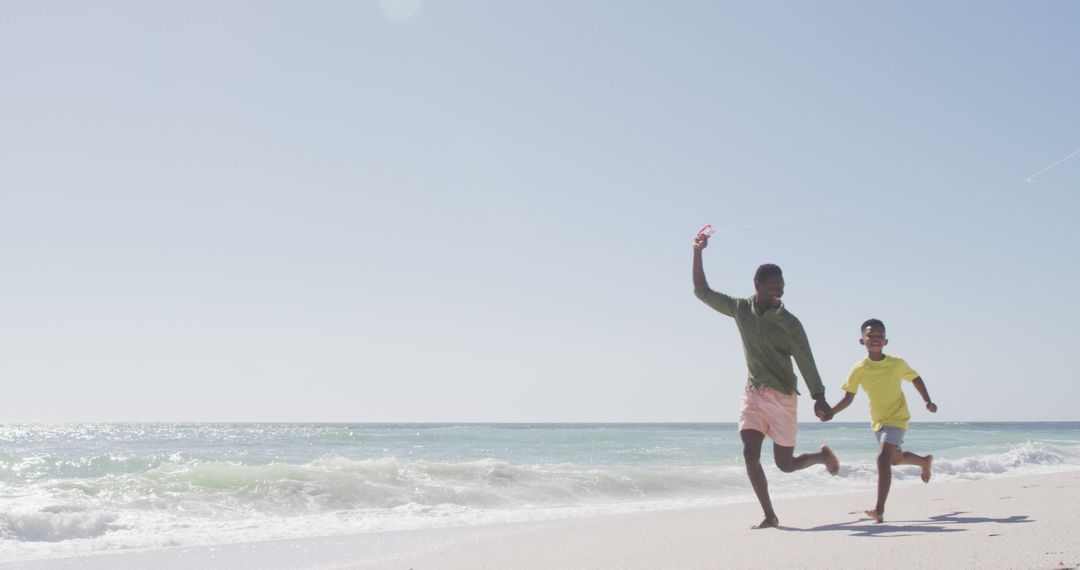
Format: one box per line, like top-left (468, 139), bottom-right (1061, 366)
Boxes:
top-left (692, 231), bottom-right (937, 528)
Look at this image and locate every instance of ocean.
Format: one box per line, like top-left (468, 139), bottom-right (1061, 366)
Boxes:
top-left (2, 422), bottom-right (1078, 561)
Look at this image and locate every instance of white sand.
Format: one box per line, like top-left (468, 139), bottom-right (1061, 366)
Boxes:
top-left (349, 470), bottom-right (1080, 570)
top-left (5, 471), bottom-right (1078, 570)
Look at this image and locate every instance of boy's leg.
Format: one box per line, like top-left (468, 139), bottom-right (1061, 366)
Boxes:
top-left (867, 426), bottom-right (910, 522)
top-left (740, 429), bottom-right (778, 529)
top-left (868, 441), bottom-right (898, 523)
top-left (891, 449), bottom-right (934, 483)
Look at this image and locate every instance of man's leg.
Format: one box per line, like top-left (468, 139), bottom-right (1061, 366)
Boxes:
top-left (891, 449), bottom-right (934, 483)
top-left (740, 429), bottom-right (778, 529)
top-left (773, 444), bottom-right (839, 475)
top-left (867, 442), bottom-right (898, 523)
top-left (766, 388), bottom-right (840, 476)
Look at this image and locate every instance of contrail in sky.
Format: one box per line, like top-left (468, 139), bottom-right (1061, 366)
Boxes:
top-left (1024, 146), bottom-right (1080, 182)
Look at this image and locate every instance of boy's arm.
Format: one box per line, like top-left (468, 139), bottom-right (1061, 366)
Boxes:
top-left (831, 392), bottom-right (856, 415)
top-left (911, 377), bottom-right (938, 413)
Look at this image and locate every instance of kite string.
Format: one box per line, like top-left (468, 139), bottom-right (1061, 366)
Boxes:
top-left (715, 181), bottom-right (1008, 234)
top-left (712, 145), bottom-right (1079, 234)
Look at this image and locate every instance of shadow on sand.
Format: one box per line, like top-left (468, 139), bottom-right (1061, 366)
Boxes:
top-left (778, 511), bottom-right (1033, 538)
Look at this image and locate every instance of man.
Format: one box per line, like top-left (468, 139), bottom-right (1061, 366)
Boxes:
top-left (692, 231), bottom-right (840, 529)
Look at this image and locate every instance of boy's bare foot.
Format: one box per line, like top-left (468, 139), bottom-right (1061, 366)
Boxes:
top-left (752, 515), bottom-right (779, 529)
top-left (864, 509), bottom-right (884, 523)
top-left (821, 445), bottom-right (840, 476)
top-left (921, 455), bottom-right (934, 483)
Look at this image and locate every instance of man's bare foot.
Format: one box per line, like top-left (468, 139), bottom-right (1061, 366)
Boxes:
top-left (921, 455), bottom-right (933, 483)
top-left (821, 445), bottom-right (840, 476)
top-left (864, 509), bottom-right (884, 523)
top-left (752, 515), bottom-right (779, 529)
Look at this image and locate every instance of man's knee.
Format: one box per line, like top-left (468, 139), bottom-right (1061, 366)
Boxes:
top-left (774, 457), bottom-right (795, 473)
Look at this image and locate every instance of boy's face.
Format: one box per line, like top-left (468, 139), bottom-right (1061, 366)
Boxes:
top-left (860, 326), bottom-right (888, 354)
top-left (754, 275), bottom-right (785, 308)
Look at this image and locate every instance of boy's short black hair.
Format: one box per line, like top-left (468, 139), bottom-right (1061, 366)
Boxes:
top-left (861, 318), bottom-right (885, 332)
top-left (754, 263), bottom-right (783, 283)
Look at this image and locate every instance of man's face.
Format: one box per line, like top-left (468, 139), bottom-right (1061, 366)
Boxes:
top-left (754, 275), bottom-right (784, 307)
top-left (860, 326), bottom-right (888, 353)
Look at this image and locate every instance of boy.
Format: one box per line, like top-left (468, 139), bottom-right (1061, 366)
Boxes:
top-left (831, 318), bottom-right (938, 523)
top-left (692, 231), bottom-right (839, 530)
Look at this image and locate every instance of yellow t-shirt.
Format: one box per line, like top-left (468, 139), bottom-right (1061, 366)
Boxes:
top-left (841, 355), bottom-right (920, 431)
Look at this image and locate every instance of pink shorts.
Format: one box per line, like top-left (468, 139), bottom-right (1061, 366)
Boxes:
top-left (739, 385), bottom-right (798, 447)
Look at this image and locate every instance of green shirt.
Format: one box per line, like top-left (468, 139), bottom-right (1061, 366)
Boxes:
top-left (694, 285), bottom-right (826, 398)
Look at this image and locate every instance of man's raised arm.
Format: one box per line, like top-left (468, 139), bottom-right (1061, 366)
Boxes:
top-left (692, 233), bottom-right (709, 289)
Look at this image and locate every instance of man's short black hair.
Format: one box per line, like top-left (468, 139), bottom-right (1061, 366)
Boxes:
top-left (754, 263), bottom-right (783, 283)
top-left (861, 318), bottom-right (885, 332)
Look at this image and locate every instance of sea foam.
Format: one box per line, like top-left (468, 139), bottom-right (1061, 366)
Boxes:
top-left (2, 423), bottom-right (1078, 560)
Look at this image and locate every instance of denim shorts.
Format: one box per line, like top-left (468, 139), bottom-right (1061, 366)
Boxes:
top-left (874, 426), bottom-right (906, 448)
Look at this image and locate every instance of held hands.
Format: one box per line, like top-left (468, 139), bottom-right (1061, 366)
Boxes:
top-left (813, 396), bottom-right (834, 422)
top-left (926, 401), bottom-right (938, 413)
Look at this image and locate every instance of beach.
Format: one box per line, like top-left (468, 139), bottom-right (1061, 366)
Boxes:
top-left (348, 470), bottom-right (1080, 570)
top-left (6, 1), bottom-right (1080, 567)
top-left (5, 470), bottom-right (1077, 569)
top-left (3, 423), bottom-right (1079, 568)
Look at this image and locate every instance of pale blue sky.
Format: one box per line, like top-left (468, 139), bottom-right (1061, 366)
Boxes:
top-left (2, 1), bottom-right (1078, 422)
